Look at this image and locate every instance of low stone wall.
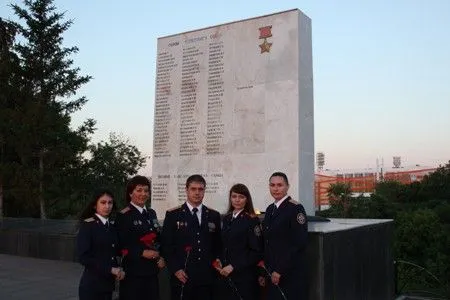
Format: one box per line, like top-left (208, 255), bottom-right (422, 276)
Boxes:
top-left (0, 218), bottom-right (77, 261)
top-left (308, 219), bottom-right (394, 299)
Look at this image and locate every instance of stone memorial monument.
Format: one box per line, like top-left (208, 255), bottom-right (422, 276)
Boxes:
top-left (152, 9), bottom-right (314, 216)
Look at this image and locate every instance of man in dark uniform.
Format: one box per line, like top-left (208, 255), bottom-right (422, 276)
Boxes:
top-left (262, 172), bottom-right (308, 300)
top-left (115, 175), bottom-right (165, 300)
top-left (162, 174), bottom-right (222, 300)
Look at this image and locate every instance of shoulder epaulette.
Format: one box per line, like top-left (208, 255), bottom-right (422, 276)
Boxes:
top-left (84, 217), bottom-right (95, 222)
top-left (120, 207), bottom-right (130, 214)
top-left (206, 207), bottom-right (219, 214)
top-left (244, 212), bottom-right (258, 218)
top-left (288, 199), bottom-right (299, 205)
top-left (168, 205), bottom-right (182, 212)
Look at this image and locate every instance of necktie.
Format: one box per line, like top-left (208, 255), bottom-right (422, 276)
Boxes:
top-left (105, 220), bottom-right (110, 229)
top-left (232, 212), bottom-right (239, 222)
top-left (229, 215), bottom-right (235, 225)
top-left (192, 207), bottom-right (200, 228)
top-left (271, 205), bottom-right (278, 218)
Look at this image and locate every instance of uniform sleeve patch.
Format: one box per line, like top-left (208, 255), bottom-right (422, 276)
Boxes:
top-left (84, 217), bottom-right (95, 222)
top-left (254, 224), bottom-right (262, 236)
top-left (120, 207), bottom-right (130, 214)
top-left (208, 222), bottom-right (216, 232)
top-left (296, 213), bottom-right (306, 224)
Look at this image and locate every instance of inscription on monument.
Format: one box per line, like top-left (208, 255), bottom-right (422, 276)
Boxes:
top-left (179, 46), bottom-right (202, 157)
top-left (207, 40), bottom-right (225, 155)
top-left (154, 52), bottom-right (177, 158)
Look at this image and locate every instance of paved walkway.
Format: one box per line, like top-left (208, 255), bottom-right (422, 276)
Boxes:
top-left (0, 254), bottom-right (82, 300)
top-left (0, 254), bottom-right (423, 300)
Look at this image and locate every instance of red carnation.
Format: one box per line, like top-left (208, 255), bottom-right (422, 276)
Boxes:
top-left (180, 244), bottom-right (193, 298)
top-left (140, 232), bottom-right (157, 247)
top-left (212, 259), bottom-right (222, 269)
top-left (119, 249), bottom-right (129, 268)
top-left (257, 260), bottom-right (287, 300)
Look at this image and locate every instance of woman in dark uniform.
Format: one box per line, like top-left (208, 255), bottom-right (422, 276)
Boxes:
top-left (115, 175), bottom-right (165, 300)
top-left (77, 189), bottom-right (125, 300)
top-left (215, 183), bottom-right (263, 300)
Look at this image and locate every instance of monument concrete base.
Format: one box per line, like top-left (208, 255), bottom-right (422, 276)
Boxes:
top-left (307, 218), bottom-right (394, 300)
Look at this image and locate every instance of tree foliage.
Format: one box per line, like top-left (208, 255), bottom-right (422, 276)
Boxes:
top-left (318, 161), bottom-right (450, 297)
top-left (1, 0), bottom-right (147, 219)
top-left (0, 17), bottom-right (21, 219)
top-left (6, 0), bottom-right (93, 218)
top-left (88, 133), bottom-right (147, 188)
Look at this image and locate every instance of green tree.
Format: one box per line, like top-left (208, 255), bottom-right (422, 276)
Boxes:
top-left (327, 182), bottom-right (352, 217)
top-left (86, 133), bottom-right (147, 204)
top-left (0, 17), bottom-right (21, 219)
top-left (318, 168), bottom-right (450, 297)
top-left (43, 133), bottom-right (148, 219)
top-left (88, 134), bottom-right (146, 185)
top-left (395, 209), bottom-right (449, 297)
top-left (374, 180), bottom-right (405, 201)
top-left (420, 161), bottom-right (450, 204)
top-left (39, 118), bottom-right (96, 219)
top-left (10, 0), bottom-right (92, 218)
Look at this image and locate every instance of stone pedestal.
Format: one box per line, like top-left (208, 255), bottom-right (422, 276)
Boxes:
top-left (307, 218), bottom-right (394, 300)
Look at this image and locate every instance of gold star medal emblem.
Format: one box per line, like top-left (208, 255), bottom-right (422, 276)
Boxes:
top-left (258, 25), bottom-right (273, 54)
top-left (259, 39), bottom-right (272, 53)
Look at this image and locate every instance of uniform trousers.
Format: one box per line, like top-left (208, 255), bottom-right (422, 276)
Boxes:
top-left (266, 273), bottom-right (307, 300)
top-left (171, 282), bottom-right (212, 300)
top-left (119, 275), bottom-right (159, 300)
top-left (217, 277), bottom-right (260, 300)
top-left (79, 286), bottom-right (112, 300)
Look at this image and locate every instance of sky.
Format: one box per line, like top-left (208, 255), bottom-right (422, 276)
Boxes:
top-left (2, 0), bottom-right (449, 175)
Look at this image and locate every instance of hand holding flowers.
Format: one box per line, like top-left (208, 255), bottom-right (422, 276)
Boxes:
top-left (179, 245), bottom-right (192, 299)
top-left (212, 259), bottom-right (242, 300)
top-left (140, 232), bottom-right (160, 260)
top-left (257, 260), bottom-right (287, 300)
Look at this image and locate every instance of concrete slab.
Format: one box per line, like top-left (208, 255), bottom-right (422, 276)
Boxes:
top-left (0, 254), bottom-right (82, 300)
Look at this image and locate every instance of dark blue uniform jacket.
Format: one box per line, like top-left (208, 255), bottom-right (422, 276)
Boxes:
top-left (162, 203), bottom-right (221, 286)
top-left (221, 212), bottom-right (263, 283)
top-left (77, 215), bottom-right (118, 293)
top-left (115, 204), bottom-right (162, 277)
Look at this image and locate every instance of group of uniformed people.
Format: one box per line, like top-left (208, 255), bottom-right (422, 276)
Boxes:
top-left (76, 172), bottom-right (308, 300)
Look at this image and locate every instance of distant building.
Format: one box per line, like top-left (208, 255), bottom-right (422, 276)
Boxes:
top-left (315, 165), bottom-right (436, 207)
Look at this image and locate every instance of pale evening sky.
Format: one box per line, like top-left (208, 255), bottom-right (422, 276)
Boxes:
top-left (2, 0), bottom-right (449, 175)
